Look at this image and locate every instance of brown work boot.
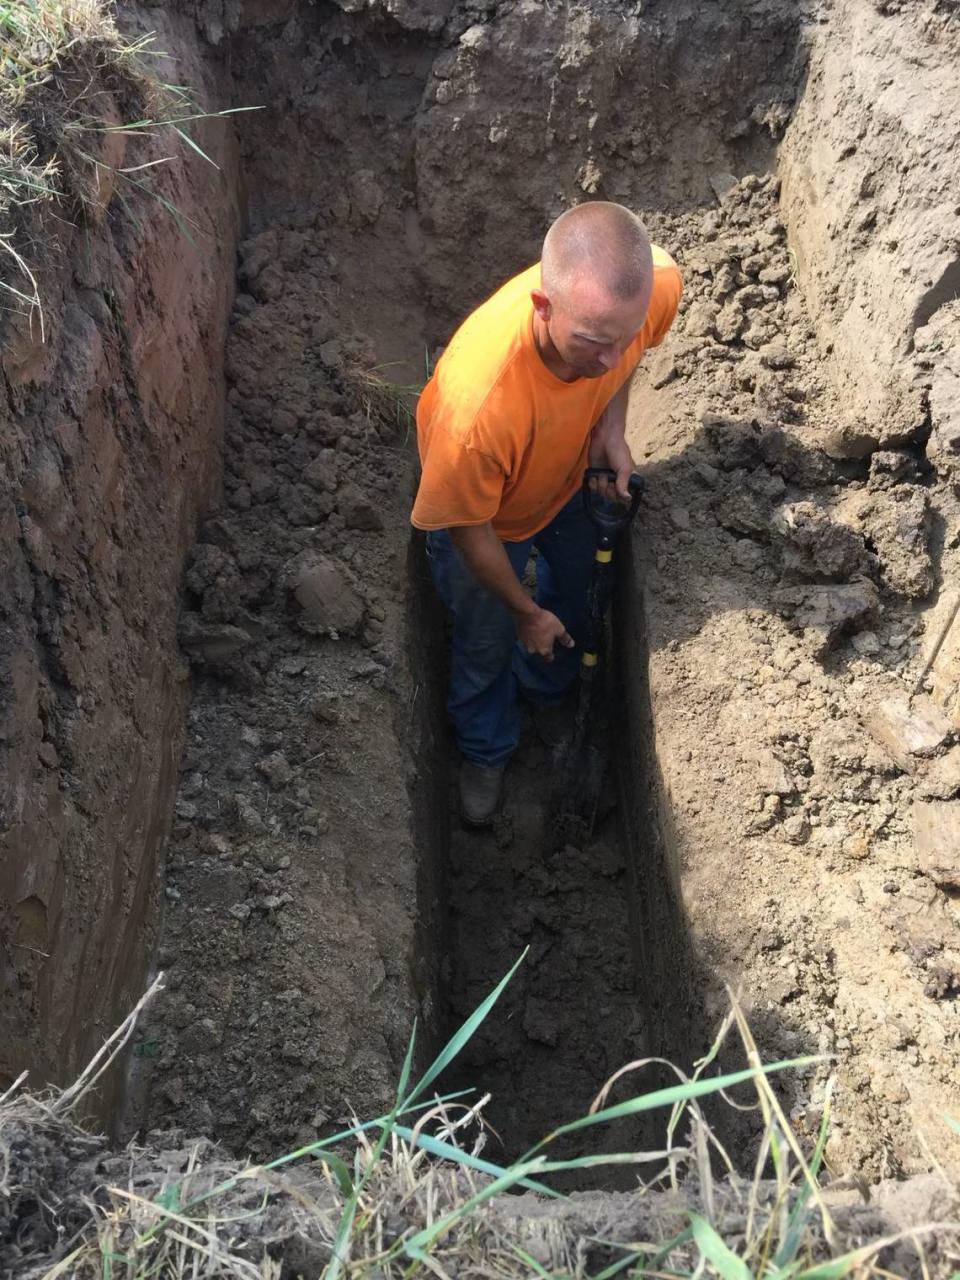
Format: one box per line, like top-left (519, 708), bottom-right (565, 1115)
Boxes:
top-left (459, 760), bottom-right (505, 827)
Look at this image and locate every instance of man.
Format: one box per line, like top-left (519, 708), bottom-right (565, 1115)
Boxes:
top-left (411, 201), bottom-right (682, 826)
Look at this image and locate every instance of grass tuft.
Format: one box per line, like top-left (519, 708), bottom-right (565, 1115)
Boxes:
top-left (344, 359), bottom-right (423, 440)
top-left (0, 0), bottom-right (251, 338)
top-left (1, 962), bottom-right (958, 1278)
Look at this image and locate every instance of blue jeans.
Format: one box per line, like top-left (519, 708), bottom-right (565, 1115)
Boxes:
top-left (426, 492), bottom-right (598, 767)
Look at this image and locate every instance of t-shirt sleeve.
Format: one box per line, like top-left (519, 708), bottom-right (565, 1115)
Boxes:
top-left (648, 264), bottom-right (684, 347)
top-left (411, 426), bottom-right (506, 530)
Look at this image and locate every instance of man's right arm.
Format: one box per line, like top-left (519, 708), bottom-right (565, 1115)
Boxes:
top-left (449, 523), bottom-right (574, 662)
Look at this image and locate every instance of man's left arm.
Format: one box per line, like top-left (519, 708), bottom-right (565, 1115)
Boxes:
top-left (588, 380), bottom-right (636, 502)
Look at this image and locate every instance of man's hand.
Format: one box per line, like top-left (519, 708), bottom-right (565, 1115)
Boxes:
top-left (448, 526), bottom-right (575, 661)
top-left (589, 381), bottom-right (638, 501)
top-left (516, 605), bottom-right (574, 662)
top-left (587, 460), bottom-right (637, 504)
top-left (450, 525), bottom-right (574, 660)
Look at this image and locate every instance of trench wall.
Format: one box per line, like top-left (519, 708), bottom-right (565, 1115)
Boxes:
top-left (414, 0), bottom-right (808, 331)
top-left (613, 534), bottom-right (695, 1068)
top-left (404, 531), bottom-right (450, 1056)
top-left (0, 11), bottom-right (240, 1108)
top-left (778, 0), bottom-right (960, 457)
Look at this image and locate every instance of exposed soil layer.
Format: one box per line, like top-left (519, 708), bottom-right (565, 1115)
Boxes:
top-left (628, 168), bottom-right (960, 1177)
top-left (0, 8), bottom-right (239, 1116)
top-left (137, 230), bottom-right (438, 1155)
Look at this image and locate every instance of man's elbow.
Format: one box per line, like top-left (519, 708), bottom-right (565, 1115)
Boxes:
top-left (449, 522), bottom-right (493, 551)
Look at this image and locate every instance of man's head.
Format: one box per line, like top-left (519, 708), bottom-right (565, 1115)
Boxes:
top-left (532, 202), bottom-right (654, 379)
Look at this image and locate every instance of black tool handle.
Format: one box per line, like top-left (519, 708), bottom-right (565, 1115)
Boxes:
top-left (582, 467), bottom-right (645, 540)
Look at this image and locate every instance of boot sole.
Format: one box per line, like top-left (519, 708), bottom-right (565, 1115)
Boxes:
top-left (459, 804), bottom-right (498, 829)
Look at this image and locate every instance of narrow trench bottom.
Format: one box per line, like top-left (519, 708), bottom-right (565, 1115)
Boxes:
top-left (435, 586), bottom-right (655, 1189)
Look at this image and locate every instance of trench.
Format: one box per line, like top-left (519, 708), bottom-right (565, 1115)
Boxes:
top-left (130, 0), bottom-right (813, 1177)
top-left (420, 530), bottom-right (692, 1181)
top-left (0, 0), bottom-right (956, 1207)
top-left (139, 293), bottom-right (697, 1183)
top-left (2, 0), bottom-right (960, 1228)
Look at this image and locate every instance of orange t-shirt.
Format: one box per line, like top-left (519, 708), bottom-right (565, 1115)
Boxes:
top-left (410, 245), bottom-right (682, 541)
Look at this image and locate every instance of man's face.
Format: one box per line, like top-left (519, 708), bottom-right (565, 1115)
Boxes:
top-left (540, 277), bottom-right (652, 379)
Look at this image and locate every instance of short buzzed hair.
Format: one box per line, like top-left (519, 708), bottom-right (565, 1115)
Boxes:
top-left (541, 202), bottom-right (653, 303)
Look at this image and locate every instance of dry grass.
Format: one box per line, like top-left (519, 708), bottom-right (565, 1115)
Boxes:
top-left (1, 961), bottom-right (958, 1278)
top-left (343, 357), bottom-right (428, 443)
top-left (1, 0), bottom-right (129, 332)
top-left (0, 0), bottom-right (246, 338)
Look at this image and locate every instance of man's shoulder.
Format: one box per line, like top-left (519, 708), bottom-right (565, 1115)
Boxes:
top-left (444, 262), bottom-right (539, 369)
top-left (421, 264), bottom-right (539, 440)
top-left (646, 243), bottom-right (684, 336)
top-left (650, 243), bottom-right (682, 287)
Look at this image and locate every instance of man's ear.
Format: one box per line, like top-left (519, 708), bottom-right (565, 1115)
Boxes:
top-left (530, 288), bottom-right (552, 322)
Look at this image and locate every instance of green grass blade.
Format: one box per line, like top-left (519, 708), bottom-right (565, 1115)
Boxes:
top-left (794, 1249), bottom-right (876, 1279)
top-left (308, 1150), bottom-right (353, 1198)
top-left (156, 1183), bottom-right (182, 1212)
top-left (359, 1020), bottom-right (423, 1185)
top-left (527, 1057), bottom-right (822, 1156)
top-left (320, 1021), bottom-right (427, 1240)
top-left (388, 1123), bottom-right (560, 1197)
top-left (633, 1225), bottom-right (695, 1277)
top-left (325, 1191), bottom-right (359, 1280)
top-left (792, 1229), bottom-right (951, 1280)
top-left (690, 1213), bottom-right (752, 1280)
top-left (395, 1019), bottom-right (417, 1106)
top-left (404, 1158), bottom-right (549, 1262)
top-left (120, 174), bottom-right (200, 246)
top-left (765, 1265), bottom-right (804, 1280)
top-left (538, 1153), bottom-right (669, 1174)
top-left (590, 1250), bottom-right (643, 1280)
top-left (775, 1089), bottom-right (832, 1268)
top-left (405, 1152), bottom-right (669, 1264)
top-left (402, 948), bottom-right (528, 1108)
top-left (946, 1115), bottom-right (960, 1136)
top-left (171, 1090), bottom-right (475, 1226)
top-left (259, 1088), bottom-right (475, 1167)
top-left (172, 123), bottom-right (218, 169)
